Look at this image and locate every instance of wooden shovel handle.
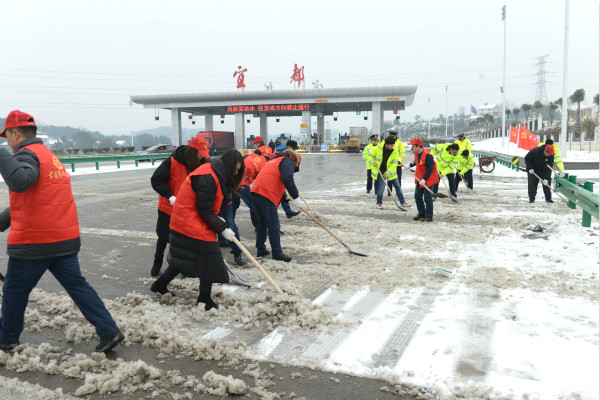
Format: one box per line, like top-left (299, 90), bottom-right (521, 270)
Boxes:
top-left (299, 206), bottom-right (344, 245)
top-left (403, 165), bottom-right (436, 195)
top-left (230, 236), bottom-right (283, 295)
top-left (530, 171), bottom-right (568, 202)
top-left (298, 193), bottom-right (313, 211)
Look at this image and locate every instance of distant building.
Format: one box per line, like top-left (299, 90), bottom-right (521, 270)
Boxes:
top-left (477, 103), bottom-right (501, 119)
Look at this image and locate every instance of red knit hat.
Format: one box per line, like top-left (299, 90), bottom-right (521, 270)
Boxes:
top-left (545, 145), bottom-right (555, 156)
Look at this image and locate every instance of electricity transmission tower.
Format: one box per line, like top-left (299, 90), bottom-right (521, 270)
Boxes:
top-left (533, 55), bottom-right (549, 104)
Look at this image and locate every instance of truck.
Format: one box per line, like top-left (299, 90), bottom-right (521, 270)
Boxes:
top-left (349, 127), bottom-right (369, 150)
top-left (345, 138), bottom-right (361, 153)
top-left (195, 131), bottom-right (235, 156)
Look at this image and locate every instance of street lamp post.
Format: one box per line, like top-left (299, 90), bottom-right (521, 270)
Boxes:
top-left (445, 85), bottom-right (448, 137)
top-left (129, 100), bottom-right (134, 148)
top-left (501, 4), bottom-right (507, 150)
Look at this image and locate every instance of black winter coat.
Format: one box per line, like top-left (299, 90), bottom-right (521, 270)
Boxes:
top-left (525, 146), bottom-right (554, 178)
top-left (167, 157), bottom-right (231, 283)
top-left (151, 146), bottom-right (188, 239)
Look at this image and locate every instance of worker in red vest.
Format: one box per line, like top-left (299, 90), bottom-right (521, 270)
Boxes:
top-left (408, 137), bottom-right (439, 222)
top-left (150, 136), bottom-right (210, 276)
top-left (0, 110), bottom-right (124, 352)
top-left (250, 149), bottom-right (301, 262)
top-left (237, 151), bottom-right (270, 229)
top-left (150, 149), bottom-right (244, 311)
top-left (252, 136), bottom-right (273, 157)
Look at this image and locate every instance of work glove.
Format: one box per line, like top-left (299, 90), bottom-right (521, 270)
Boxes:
top-left (169, 196), bottom-right (176, 206)
top-left (559, 171), bottom-right (565, 178)
top-left (418, 179), bottom-right (426, 186)
top-left (409, 161), bottom-right (415, 168)
top-left (371, 161), bottom-right (378, 168)
top-left (221, 228), bottom-right (235, 241)
top-left (291, 197), bottom-right (302, 209)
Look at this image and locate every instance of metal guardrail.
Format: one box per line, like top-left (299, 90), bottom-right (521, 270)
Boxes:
top-left (555, 174), bottom-right (598, 227)
top-left (473, 150), bottom-right (598, 227)
top-left (59, 153), bottom-right (171, 172)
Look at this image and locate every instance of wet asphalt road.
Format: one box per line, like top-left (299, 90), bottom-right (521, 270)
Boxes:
top-left (0, 153), bottom-right (418, 400)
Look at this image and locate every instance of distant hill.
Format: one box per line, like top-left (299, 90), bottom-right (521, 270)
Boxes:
top-left (132, 126), bottom-right (202, 138)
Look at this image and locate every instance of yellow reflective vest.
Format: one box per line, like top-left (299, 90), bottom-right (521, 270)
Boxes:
top-left (362, 142), bottom-right (377, 169)
top-left (537, 143), bottom-right (564, 171)
top-left (457, 153), bottom-right (475, 175)
top-left (430, 143), bottom-right (459, 176)
top-left (393, 138), bottom-right (406, 165)
top-left (370, 143), bottom-right (400, 181)
top-left (455, 137), bottom-right (472, 153)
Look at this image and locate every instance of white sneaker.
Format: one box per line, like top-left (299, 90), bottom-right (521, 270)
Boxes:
top-left (401, 202), bottom-right (410, 207)
top-left (376, 203), bottom-right (383, 210)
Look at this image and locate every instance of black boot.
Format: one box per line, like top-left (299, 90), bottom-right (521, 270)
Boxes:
top-left (234, 253), bottom-right (247, 267)
top-left (150, 260), bottom-right (161, 277)
top-left (197, 292), bottom-right (219, 311)
top-left (250, 211), bottom-right (259, 229)
top-left (95, 329), bottom-right (125, 353)
top-left (150, 276), bottom-right (172, 295)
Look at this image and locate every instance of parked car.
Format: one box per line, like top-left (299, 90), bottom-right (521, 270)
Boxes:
top-left (135, 144), bottom-right (176, 161)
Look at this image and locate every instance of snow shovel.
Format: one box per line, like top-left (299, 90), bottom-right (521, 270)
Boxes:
top-left (530, 170), bottom-right (568, 203)
top-left (402, 166), bottom-right (448, 198)
top-left (375, 168), bottom-right (408, 211)
top-left (457, 171), bottom-right (475, 193)
top-left (298, 193), bottom-right (313, 211)
top-left (230, 236), bottom-right (284, 295)
top-left (299, 206), bottom-right (368, 257)
top-left (224, 262), bottom-right (251, 287)
top-left (438, 173), bottom-right (460, 203)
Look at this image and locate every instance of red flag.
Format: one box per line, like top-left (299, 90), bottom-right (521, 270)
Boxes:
top-left (509, 126), bottom-right (518, 144)
top-left (517, 127), bottom-right (540, 150)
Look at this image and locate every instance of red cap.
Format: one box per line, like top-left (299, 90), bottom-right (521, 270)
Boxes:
top-left (188, 136), bottom-right (210, 158)
top-left (407, 137), bottom-right (423, 146)
top-left (252, 136), bottom-right (263, 145)
top-left (1, 110), bottom-right (36, 137)
top-left (545, 144), bottom-right (555, 156)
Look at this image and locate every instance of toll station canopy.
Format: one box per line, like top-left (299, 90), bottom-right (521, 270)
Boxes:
top-left (130, 85), bottom-right (417, 148)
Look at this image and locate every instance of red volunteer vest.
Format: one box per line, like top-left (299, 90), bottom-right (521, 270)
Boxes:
top-left (257, 145), bottom-right (272, 156)
top-left (8, 143), bottom-right (79, 245)
top-left (169, 163), bottom-right (223, 242)
top-left (251, 157), bottom-right (287, 206)
top-left (415, 149), bottom-right (440, 187)
top-left (241, 153), bottom-right (268, 186)
top-left (157, 156), bottom-right (188, 215)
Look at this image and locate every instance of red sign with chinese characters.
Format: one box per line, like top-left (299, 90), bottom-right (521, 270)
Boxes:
top-left (233, 66), bottom-right (247, 89)
top-left (225, 103), bottom-right (312, 114)
top-left (290, 64), bottom-right (305, 87)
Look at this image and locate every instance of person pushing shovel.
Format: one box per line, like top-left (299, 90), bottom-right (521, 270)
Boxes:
top-left (408, 137), bottom-right (439, 222)
top-left (525, 144), bottom-right (555, 203)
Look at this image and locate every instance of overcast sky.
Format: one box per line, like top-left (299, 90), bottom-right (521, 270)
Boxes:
top-left (1, 0), bottom-right (598, 139)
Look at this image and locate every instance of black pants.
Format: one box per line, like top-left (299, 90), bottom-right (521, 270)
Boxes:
top-left (161, 264), bottom-right (213, 294)
top-left (153, 237), bottom-right (168, 267)
top-left (435, 173), bottom-right (456, 197)
top-left (455, 170), bottom-right (473, 190)
top-left (366, 170), bottom-right (373, 192)
top-left (528, 173), bottom-right (552, 201)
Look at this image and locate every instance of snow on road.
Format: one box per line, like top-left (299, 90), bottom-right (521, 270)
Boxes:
top-left (0, 149), bottom-right (598, 399)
